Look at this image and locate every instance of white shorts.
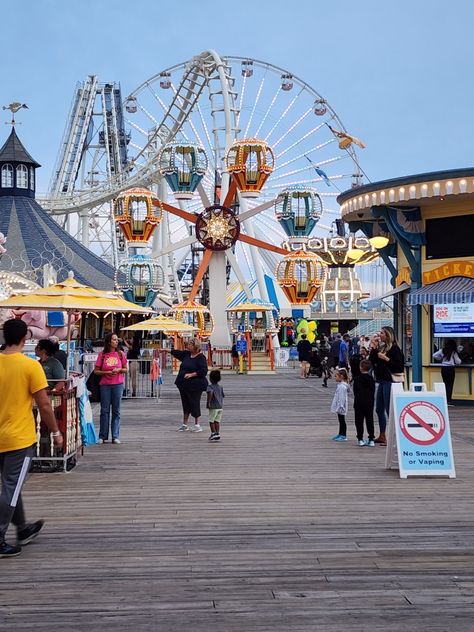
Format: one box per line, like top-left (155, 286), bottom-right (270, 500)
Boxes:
top-left (209, 409), bottom-right (223, 423)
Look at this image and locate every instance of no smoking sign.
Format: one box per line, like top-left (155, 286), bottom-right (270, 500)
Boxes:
top-left (399, 401), bottom-right (446, 446)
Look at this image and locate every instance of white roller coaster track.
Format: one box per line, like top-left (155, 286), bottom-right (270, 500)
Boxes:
top-left (42, 50), bottom-right (235, 216)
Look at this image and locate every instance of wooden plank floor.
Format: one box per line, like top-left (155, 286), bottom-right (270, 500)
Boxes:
top-left (1, 371), bottom-right (474, 631)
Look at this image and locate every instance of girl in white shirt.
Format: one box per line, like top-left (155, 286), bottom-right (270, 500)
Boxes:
top-left (433, 339), bottom-right (461, 404)
top-left (330, 368), bottom-right (350, 441)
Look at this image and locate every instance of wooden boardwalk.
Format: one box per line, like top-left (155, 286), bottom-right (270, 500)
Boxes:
top-left (1, 371), bottom-right (474, 631)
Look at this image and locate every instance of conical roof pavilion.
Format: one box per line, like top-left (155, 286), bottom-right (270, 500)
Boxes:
top-left (0, 127), bottom-right (40, 167)
top-left (0, 128), bottom-right (117, 289)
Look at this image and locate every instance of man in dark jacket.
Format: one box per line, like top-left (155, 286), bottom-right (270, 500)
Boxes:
top-left (297, 334), bottom-right (312, 379)
top-left (353, 359), bottom-right (375, 447)
top-left (330, 334), bottom-right (342, 369)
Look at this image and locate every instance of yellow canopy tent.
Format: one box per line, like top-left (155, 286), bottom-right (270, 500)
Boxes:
top-left (121, 315), bottom-right (198, 333)
top-left (0, 273), bottom-right (151, 376)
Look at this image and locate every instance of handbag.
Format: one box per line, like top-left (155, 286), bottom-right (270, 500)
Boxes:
top-left (391, 372), bottom-right (405, 383)
top-left (86, 356), bottom-right (103, 402)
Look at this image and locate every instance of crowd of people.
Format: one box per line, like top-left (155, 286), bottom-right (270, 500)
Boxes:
top-left (297, 327), bottom-right (405, 447)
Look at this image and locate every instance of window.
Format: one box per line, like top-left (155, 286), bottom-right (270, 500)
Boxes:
top-left (29, 167), bottom-right (35, 190)
top-left (1, 164), bottom-right (13, 187)
top-left (16, 165), bottom-right (28, 188)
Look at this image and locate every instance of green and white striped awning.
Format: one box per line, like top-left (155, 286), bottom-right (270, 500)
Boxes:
top-left (408, 276), bottom-right (474, 305)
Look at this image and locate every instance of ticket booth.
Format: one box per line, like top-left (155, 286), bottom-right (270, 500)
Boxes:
top-left (338, 169), bottom-right (474, 404)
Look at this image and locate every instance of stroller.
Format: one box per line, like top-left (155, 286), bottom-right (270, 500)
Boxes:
top-left (308, 349), bottom-right (322, 377)
top-left (320, 356), bottom-right (332, 387)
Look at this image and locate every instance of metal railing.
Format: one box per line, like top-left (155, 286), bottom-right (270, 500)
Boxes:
top-left (81, 352), bottom-right (172, 399)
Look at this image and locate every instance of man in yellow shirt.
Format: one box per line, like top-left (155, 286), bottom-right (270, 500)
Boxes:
top-left (0, 319), bottom-right (63, 558)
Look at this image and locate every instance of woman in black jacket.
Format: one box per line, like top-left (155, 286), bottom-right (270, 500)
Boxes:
top-left (368, 326), bottom-right (405, 446)
top-left (170, 339), bottom-right (208, 432)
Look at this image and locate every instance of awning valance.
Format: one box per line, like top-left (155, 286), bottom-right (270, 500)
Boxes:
top-left (408, 276), bottom-right (474, 306)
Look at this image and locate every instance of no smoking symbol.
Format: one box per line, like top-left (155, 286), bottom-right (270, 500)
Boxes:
top-left (400, 401), bottom-right (445, 446)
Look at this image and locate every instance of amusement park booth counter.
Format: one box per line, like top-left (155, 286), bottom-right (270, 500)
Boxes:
top-left (338, 168), bottom-right (474, 404)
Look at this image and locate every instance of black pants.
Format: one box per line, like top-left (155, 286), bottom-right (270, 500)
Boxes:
top-left (0, 445), bottom-right (35, 543)
top-left (354, 406), bottom-right (375, 441)
top-left (441, 366), bottom-right (455, 403)
top-left (337, 414), bottom-right (347, 437)
top-left (179, 389), bottom-right (203, 418)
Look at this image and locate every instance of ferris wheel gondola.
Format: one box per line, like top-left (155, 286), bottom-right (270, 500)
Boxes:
top-left (44, 51), bottom-right (366, 340)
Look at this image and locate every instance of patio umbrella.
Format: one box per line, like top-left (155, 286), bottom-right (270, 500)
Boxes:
top-left (121, 315), bottom-right (198, 333)
top-left (0, 272), bottom-right (151, 376)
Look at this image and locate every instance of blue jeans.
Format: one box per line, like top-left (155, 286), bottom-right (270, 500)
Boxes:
top-left (375, 380), bottom-right (392, 433)
top-left (99, 384), bottom-right (123, 440)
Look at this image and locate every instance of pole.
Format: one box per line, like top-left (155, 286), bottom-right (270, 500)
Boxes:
top-left (66, 311), bottom-right (72, 380)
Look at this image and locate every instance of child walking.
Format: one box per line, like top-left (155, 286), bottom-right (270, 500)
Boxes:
top-left (353, 359), bottom-right (376, 447)
top-left (207, 370), bottom-right (224, 442)
top-left (330, 368), bottom-right (350, 441)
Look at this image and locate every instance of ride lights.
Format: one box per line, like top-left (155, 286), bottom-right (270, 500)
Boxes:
top-left (113, 187), bottom-right (163, 246)
top-left (274, 186), bottom-right (323, 237)
top-left (276, 251), bottom-right (325, 305)
top-left (226, 138), bottom-right (275, 198)
top-left (158, 141), bottom-right (208, 200)
top-left (368, 236), bottom-right (389, 249)
top-left (169, 299), bottom-right (214, 339)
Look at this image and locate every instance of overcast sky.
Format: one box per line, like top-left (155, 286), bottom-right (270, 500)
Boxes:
top-left (2, 0), bottom-right (473, 192)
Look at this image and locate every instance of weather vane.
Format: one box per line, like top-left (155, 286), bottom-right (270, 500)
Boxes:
top-left (2, 102), bottom-right (28, 126)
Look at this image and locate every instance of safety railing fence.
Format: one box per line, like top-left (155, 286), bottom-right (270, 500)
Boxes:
top-left (80, 351), bottom-right (172, 399)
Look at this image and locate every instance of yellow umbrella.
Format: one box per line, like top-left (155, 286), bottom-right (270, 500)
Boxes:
top-left (226, 301), bottom-right (275, 312)
top-left (121, 315), bottom-right (198, 333)
top-left (0, 275), bottom-right (151, 314)
top-left (0, 273), bottom-right (151, 376)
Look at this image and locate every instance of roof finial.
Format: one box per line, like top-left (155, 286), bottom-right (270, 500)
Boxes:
top-left (2, 102), bottom-right (28, 126)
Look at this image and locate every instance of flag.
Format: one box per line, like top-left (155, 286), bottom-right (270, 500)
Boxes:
top-left (327, 124), bottom-right (366, 149)
top-left (304, 155), bottom-right (331, 186)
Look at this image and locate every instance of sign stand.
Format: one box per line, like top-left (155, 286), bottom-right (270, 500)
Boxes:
top-left (235, 335), bottom-right (247, 374)
top-left (386, 382), bottom-right (456, 479)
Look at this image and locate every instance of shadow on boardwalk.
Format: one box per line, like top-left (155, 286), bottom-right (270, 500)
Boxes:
top-left (2, 372), bottom-right (474, 631)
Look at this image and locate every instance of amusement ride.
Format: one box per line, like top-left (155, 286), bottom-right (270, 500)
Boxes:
top-left (34, 51), bottom-right (392, 347)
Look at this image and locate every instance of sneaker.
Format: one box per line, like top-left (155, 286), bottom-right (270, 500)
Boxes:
top-left (213, 433), bottom-right (221, 441)
top-left (334, 435), bottom-right (347, 442)
top-left (178, 424), bottom-right (189, 431)
top-left (17, 520), bottom-right (44, 546)
top-left (97, 438), bottom-right (105, 444)
top-left (357, 440), bottom-right (366, 447)
top-left (192, 424), bottom-right (202, 432)
top-left (112, 439), bottom-right (121, 444)
top-left (367, 440), bottom-right (375, 447)
top-left (322, 383), bottom-right (328, 388)
top-left (331, 434), bottom-right (341, 440)
top-left (0, 541), bottom-right (21, 557)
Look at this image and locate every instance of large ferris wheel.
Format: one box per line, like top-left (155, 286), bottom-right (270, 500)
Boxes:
top-left (44, 50), bottom-right (367, 341)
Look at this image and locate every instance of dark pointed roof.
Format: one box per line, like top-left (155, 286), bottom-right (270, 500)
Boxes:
top-left (0, 196), bottom-right (118, 290)
top-left (0, 128), bottom-right (40, 167)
